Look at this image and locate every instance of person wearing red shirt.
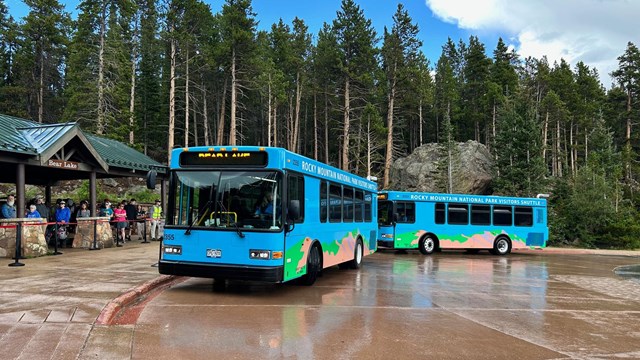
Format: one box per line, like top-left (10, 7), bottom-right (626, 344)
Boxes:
top-left (114, 203), bottom-right (127, 247)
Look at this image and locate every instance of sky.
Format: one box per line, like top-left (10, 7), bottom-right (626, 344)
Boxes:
top-left (5, 0), bottom-right (639, 88)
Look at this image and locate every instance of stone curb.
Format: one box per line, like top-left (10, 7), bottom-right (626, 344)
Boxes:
top-left (96, 275), bottom-right (182, 325)
top-left (529, 247), bottom-right (640, 257)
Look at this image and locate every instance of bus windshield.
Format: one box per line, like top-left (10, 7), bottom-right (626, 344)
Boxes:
top-left (378, 200), bottom-right (393, 226)
top-left (169, 170), bottom-right (283, 231)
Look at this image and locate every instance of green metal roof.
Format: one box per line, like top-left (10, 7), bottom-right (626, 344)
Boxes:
top-left (0, 114), bottom-right (166, 174)
top-left (0, 114), bottom-right (40, 154)
top-left (86, 134), bottom-right (166, 173)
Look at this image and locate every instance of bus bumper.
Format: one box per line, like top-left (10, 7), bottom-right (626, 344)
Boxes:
top-left (159, 260), bottom-right (284, 282)
top-left (377, 240), bottom-right (394, 248)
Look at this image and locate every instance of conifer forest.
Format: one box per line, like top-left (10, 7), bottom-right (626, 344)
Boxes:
top-left (1, 0), bottom-right (639, 248)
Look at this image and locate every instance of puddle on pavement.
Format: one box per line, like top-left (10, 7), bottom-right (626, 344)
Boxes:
top-left (614, 264), bottom-right (640, 283)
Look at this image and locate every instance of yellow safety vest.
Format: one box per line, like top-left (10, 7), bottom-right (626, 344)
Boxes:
top-left (152, 205), bottom-right (162, 219)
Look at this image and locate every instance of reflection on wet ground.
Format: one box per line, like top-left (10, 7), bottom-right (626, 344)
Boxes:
top-left (132, 251), bottom-right (640, 359)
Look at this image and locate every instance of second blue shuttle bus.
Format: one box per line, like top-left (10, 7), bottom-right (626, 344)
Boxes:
top-left (377, 191), bottom-right (548, 255)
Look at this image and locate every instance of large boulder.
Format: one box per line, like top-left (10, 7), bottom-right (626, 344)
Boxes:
top-left (389, 140), bottom-right (493, 194)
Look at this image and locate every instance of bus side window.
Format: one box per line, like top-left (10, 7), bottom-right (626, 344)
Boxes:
top-left (471, 204), bottom-right (491, 225)
top-left (397, 202), bottom-right (415, 223)
top-left (343, 187), bottom-right (354, 222)
top-left (329, 183), bottom-right (342, 222)
top-left (514, 206), bottom-right (533, 226)
top-left (364, 193), bottom-right (372, 222)
top-left (288, 175), bottom-right (305, 223)
top-left (435, 203), bottom-right (445, 224)
top-left (448, 203), bottom-right (468, 225)
top-left (355, 190), bottom-right (364, 222)
top-left (493, 206), bottom-right (512, 226)
top-left (320, 181), bottom-right (327, 223)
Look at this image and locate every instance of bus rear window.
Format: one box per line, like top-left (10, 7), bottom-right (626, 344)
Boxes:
top-left (493, 206), bottom-right (512, 226)
top-left (448, 203), bottom-right (468, 225)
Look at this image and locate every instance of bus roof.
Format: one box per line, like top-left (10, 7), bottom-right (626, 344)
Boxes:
top-left (171, 146), bottom-right (378, 192)
top-left (380, 191), bottom-right (547, 207)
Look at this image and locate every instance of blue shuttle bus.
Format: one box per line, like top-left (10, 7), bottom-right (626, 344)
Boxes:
top-left (377, 191), bottom-right (548, 255)
top-left (159, 146), bottom-right (378, 285)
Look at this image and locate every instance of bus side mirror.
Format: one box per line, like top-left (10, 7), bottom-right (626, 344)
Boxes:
top-left (288, 200), bottom-right (300, 221)
top-left (146, 170), bottom-right (157, 190)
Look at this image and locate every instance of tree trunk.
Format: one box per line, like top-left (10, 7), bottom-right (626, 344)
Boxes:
top-left (293, 72), bottom-right (302, 151)
top-left (542, 110), bottom-right (549, 168)
top-left (418, 99), bottom-right (423, 147)
top-left (366, 114), bottom-right (372, 178)
top-left (383, 76), bottom-right (396, 188)
top-left (203, 83), bottom-right (210, 146)
top-left (97, 5), bottom-right (106, 135)
top-left (313, 92), bottom-right (318, 160)
top-left (569, 121), bottom-right (575, 175)
top-left (129, 46), bottom-right (136, 145)
top-left (341, 77), bottom-right (351, 171)
top-left (184, 49), bottom-right (190, 147)
top-left (38, 51), bottom-right (44, 123)
top-left (216, 77), bottom-right (227, 145)
top-left (229, 49), bottom-right (237, 145)
top-left (273, 105), bottom-right (278, 147)
top-left (168, 35), bottom-right (176, 164)
top-left (267, 74), bottom-right (272, 147)
top-left (324, 88), bottom-right (329, 164)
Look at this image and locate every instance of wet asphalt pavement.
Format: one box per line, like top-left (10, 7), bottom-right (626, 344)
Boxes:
top-left (133, 250), bottom-right (640, 360)
top-left (1, 244), bottom-right (639, 359)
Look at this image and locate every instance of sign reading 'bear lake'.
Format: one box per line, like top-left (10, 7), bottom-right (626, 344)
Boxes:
top-left (47, 159), bottom-right (80, 170)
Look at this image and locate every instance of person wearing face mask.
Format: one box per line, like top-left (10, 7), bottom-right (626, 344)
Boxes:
top-left (1, 194), bottom-right (16, 219)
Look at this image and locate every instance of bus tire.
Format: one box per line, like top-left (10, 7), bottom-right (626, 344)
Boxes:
top-left (348, 238), bottom-right (364, 269)
top-left (301, 244), bottom-right (322, 286)
top-left (492, 236), bottom-right (511, 256)
top-left (419, 235), bottom-right (437, 255)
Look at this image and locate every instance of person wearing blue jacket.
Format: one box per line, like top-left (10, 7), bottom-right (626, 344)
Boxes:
top-left (1, 194), bottom-right (16, 219)
top-left (55, 200), bottom-right (71, 223)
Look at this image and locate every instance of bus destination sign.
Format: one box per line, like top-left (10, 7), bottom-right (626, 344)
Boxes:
top-left (180, 151), bottom-right (268, 167)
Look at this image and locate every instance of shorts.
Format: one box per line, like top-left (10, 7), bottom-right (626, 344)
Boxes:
top-left (116, 222), bottom-right (127, 229)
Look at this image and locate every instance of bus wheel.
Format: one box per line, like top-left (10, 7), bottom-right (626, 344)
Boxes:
top-left (492, 237), bottom-right (511, 256)
top-left (301, 245), bottom-right (321, 286)
top-left (419, 235), bottom-right (437, 255)
top-left (348, 238), bottom-right (364, 269)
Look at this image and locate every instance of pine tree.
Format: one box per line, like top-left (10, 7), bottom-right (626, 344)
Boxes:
top-left (22, 0), bottom-right (71, 123)
top-left (381, 3), bottom-right (421, 187)
top-left (333, 0), bottom-right (377, 171)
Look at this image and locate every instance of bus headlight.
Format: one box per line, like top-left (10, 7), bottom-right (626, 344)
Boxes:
top-left (163, 245), bottom-right (182, 255)
top-left (250, 249), bottom-right (271, 260)
top-left (382, 233), bottom-right (393, 239)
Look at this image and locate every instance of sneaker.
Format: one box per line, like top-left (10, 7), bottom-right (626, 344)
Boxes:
top-left (151, 238), bottom-right (156, 241)
top-left (116, 243), bottom-right (123, 247)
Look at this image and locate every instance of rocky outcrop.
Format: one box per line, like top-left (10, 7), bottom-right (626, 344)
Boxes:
top-left (389, 140), bottom-right (493, 194)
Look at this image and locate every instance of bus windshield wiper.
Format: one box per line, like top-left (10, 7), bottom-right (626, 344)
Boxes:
top-left (185, 199), bottom-right (213, 235)
top-left (217, 201), bottom-right (245, 238)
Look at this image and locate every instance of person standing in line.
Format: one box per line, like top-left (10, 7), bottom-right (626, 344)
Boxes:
top-left (76, 201), bottom-right (91, 218)
top-left (35, 195), bottom-right (49, 220)
top-left (114, 202), bottom-right (127, 246)
top-left (136, 204), bottom-right (146, 240)
top-left (55, 200), bottom-right (71, 224)
top-left (26, 204), bottom-right (41, 218)
top-left (124, 198), bottom-right (137, 240)
top-left (149, 199), bottom-right (163, 241)
top-left (1, 194), bottom-right (16, 219)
